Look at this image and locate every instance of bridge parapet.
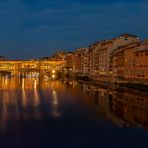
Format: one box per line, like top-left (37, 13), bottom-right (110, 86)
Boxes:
top-left (0, 60), bottom-right (65, 75)
top-left (0, 63), bottom-right (15, 71)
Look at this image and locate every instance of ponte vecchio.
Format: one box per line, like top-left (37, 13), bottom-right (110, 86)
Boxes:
top-left (0, 60), bottom-right (65, 77)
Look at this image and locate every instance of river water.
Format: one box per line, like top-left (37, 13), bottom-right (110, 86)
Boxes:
top-left (0, 77), bottom-right (148, 148)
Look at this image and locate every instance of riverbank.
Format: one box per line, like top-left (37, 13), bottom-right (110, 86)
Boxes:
top-left (118, 83), bottom-right (148, 91)
top-left (75, 76), bottom-right (148, 91)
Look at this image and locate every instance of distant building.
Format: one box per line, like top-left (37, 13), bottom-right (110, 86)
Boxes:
top-left (82, 48), bottom-right (90, 77)
top-left (0, 56), bottom-right (5, 60)
top-left (72, 48), bottom-right (87, 76)
top-left (89, 34), bottom-right (139, 82)
top-left (51, 51), bottom-right (67, 61)
top-left (111, 42), bottom-right (140, 83)
top-left (64, 52), bottom-right (74, 70)
top-left (134, 40), bottom-right (148, 84)
top-left (112, 39), bottom-right (148, 85)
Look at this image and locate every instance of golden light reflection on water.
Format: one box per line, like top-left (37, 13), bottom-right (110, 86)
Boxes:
top-left (0, 77), bottom-right (63, 131)
top-left (1, 77), bottom-right (148, 131)
top-left (51, 89), bottom-right (61, 118)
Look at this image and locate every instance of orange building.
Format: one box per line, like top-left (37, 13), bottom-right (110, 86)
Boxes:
top-left (72, 48), bottom-right (87, 76)
top-left (64, 52), bottom-right (74, 70)
top-left (134, 40), bottom-right (148, 84)
top-left (112, 39), bottom-right (148, 85)
top-left (111, 42), bottom-right (139, 83)
top-left (89, 34), bottom-right (139, 82)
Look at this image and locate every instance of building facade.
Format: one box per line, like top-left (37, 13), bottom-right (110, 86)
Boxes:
top-left (112, 39), bottom-right (148, 85)
top-left (89, 34), bottom-right (139, 82)
top-left (112, 42), bottom-right (140, 83)
top-left (134, 40), bottom-right (148, 84)
top-left (72, 48), bottom-right (88, 76)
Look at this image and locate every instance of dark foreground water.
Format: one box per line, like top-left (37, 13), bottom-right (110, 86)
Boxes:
top-left (0, 78), bottom-right (148, 148)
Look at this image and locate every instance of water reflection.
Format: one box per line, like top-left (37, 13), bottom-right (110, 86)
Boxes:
top-left (51, 89), bottom-right (61, 118)
top-left (112, 87), bottom-right (148, 128)
top-left (0, 77), bottom-right (148, 132)
top-left (0, 77), bottom-right (63, 131)
top-left (80, 83), bottom-right (148, 129)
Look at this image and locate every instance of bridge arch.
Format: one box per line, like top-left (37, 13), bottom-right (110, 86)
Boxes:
top-left (19, 69), bottom-right (40, 78)
top-left (0, 71), bottom-right (12, 76)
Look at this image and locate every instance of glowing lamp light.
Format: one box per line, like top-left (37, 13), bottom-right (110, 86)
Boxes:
top-left (52, 74), bottom-right (55, 79)
top-left (52, 70), bottom-right (55, 74)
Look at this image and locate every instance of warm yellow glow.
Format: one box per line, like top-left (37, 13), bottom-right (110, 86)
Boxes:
top-left (52, 74), bottom-right (55, 79)
top-left (0, 60), bottom-right (64, 78)
top-left (51, 89), bottom-right (61, 118)
top-left (52, 70), bottom-right (55, 73)
top-left (34, 79), bottom-right (37, 89)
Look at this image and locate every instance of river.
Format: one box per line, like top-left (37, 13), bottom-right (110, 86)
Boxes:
top-left (0, 77), bottom-right (148, 148)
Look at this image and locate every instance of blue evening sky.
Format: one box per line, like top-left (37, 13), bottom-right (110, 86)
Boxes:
top-left (0, 0), bottom-right (148, 59)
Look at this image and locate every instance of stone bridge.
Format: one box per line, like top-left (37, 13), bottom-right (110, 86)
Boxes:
top-left (0, 60), bottom-right (65, 77)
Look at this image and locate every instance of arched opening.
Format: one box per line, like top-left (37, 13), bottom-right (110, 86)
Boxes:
top-left (0, 71), bottom-right (12, 77)
top-left (44, 70), bottom-right (64, 80)
top-left (19, 69), bottom-right (40, 78)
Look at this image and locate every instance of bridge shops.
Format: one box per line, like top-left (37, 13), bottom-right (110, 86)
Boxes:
top-left (0, 60), bottom-right (65, 78)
